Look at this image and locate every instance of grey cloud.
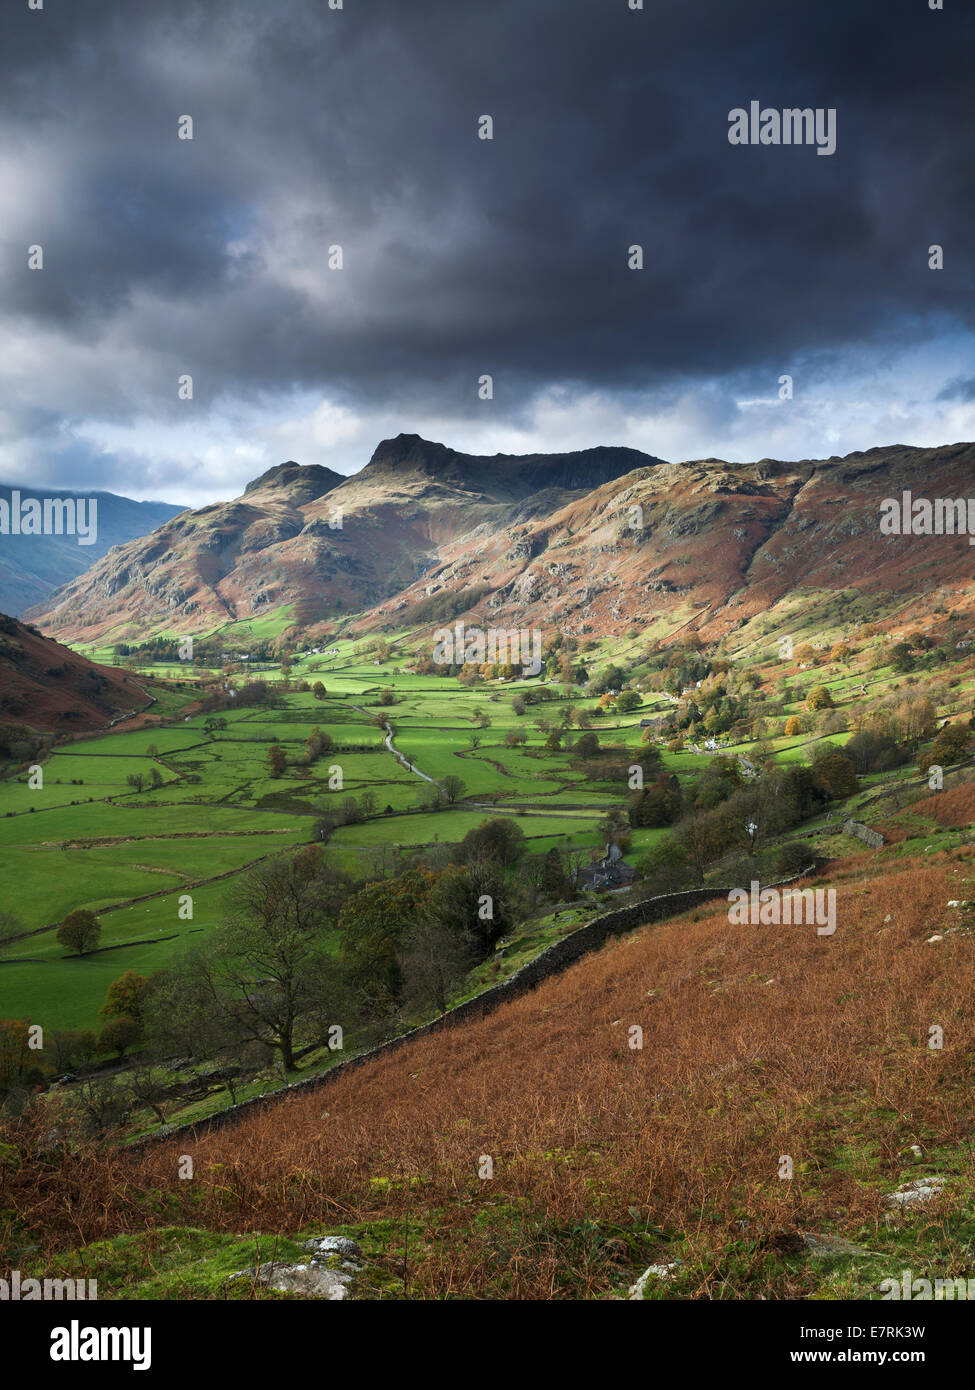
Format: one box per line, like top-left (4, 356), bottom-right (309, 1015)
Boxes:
top-left (0, 0), bottom-right (972, 492)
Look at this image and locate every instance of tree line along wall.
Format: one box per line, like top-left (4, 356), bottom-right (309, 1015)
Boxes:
top-left (131, 866), bottom-right (816, 1149)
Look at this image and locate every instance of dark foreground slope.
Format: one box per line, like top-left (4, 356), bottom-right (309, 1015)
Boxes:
top-left (0, 613), bottom-right (150, 733)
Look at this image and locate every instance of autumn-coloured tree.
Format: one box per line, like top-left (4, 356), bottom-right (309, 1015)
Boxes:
top-left (98, 1015), bottom-right (142, 1058)
top-left (57, 909), bottom-right (101, 956)
top-left (0, 1018), bottom-right (32, 1090)
top-left (807, 685), bottom-right (834, 711)
top-left (919, 722), bottom-right (972, 773)
top-left (811, 751), bottom-right (858, 800)
top-left (100, 971), bottom-right (150, 1023)
top-left (575, 731), bottom-right (599, 758)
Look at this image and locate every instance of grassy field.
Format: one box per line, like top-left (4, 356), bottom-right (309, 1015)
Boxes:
top-left (0, 666), bottom-right (625, 1031)
top-left (5, 626), bottom-right (968, 1038)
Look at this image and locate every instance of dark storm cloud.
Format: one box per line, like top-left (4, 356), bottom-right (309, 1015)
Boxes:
top-left (1, 0), bottom-right (972, 484)
top-left (938, 376), bottom-right (975, 403)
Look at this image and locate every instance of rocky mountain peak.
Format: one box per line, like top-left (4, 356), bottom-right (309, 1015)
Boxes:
top-left (243, 461), bottom-right (345, 502)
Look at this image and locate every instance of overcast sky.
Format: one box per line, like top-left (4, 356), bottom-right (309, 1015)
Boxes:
top-left (1, 0), bottom-right (973, 505)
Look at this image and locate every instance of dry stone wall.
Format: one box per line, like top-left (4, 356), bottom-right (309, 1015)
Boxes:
top-left (134, 867), bottom-right (815, 1148)
top-left (842, 819), bottom-right (885, 849)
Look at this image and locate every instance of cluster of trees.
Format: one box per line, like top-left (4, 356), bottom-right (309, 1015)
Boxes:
top-left (576, 737), bottom-right (663, 788)
top-left (867, 630), bottom-right (971, 674)
top-left (455, 660), bottom-right (532, 683)
top-left (540, 633), bottom-right (588, 684)
top-left (628, 772), bottom-right (683, 827)
top-left (197, 679), bottom-right (286, 716)
top-left (0, 969), bottom-right (152, 1113)
top-left (113, 637), bottom-right (183, 662)
top-left (126, 768), bottom-right (164, 792)
top-left (588, 662), bottom-right (628, 696)
top-left (451, 631), bottom-right (588, 685)
top-left (665, 692), bottom-right (747, 740)
top-left (234, 680), bottom-right (285, 709)
top-left (841, 693), bottom-right (940, 770)
top-left (128, 833), bottom-right (520, 1102)
top-left (266, 725), bottom-right (336, 778)
top-left (510, 687), bottom-right (560, 715)
top-left (413, 774), bottom-right (467, 809)
top-left (23, 818), bottom-right (545, 1130)
top-left (0, 1018), bottom-right (44, 1099)
top-left (597, 689), bottom-right (641, 714)
top-left (918, 720), bottom-right (972, 775)
top-left (314, 790), bottom-right (380, 838)
top-left (113, 635), bottom-right (232, 666)
top-left (637, 641), bottom-right (709, 698)
top-left (405, 585), bottom-right (492, 628)
top-left (0, 721), bottom-right (52, 765)
top-left (299, 725), bottom-right (334, 766)
top-left (633, 748), bottom-right (859, 892)
top-left (339, 854), bottom-right (510, 1017)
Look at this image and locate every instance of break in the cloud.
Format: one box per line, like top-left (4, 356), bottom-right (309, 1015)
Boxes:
top-left (1, 0), bottom-right (972, 504)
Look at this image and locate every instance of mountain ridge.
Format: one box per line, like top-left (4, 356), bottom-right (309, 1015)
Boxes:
top-left (27, 435), bottom-right (665, 641)
top-left (25, 438), bottom-right (975, 650)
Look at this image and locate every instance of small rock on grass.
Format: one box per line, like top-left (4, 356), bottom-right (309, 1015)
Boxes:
top-left (628, 1262), bottom-right (680, 1299)
top-left (302, 1235), bottom-right (363, 1264)
top-left (230, 1262), bottom-right (356, 1300)
top-left (885, 1176), bottom-right (948, 1209)
top-left (230, 1234), bottom-right (366, 1299)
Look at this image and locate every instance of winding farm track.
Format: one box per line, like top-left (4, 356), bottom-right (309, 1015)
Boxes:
top-left (351, 708), bottom-right (571, 817)
top-left (379, 719), bottom-right (436, 783)
top-left (361, 711), bottom-right (606, 821)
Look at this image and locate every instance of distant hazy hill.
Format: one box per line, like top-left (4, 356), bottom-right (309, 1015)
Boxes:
top-left (0, 484), bottom-right (184, 616)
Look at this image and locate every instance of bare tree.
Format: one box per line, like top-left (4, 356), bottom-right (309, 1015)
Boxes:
top-left (146, 849), bottom-right (352, 1073)
top-left (400, 919), bottom-right (476, 1018)
top-left (126, 1067), bottom-right (169, 1126)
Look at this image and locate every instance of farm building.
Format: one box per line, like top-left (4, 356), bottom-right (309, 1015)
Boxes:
top-left (576, 842), bottom-right (636, 892)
